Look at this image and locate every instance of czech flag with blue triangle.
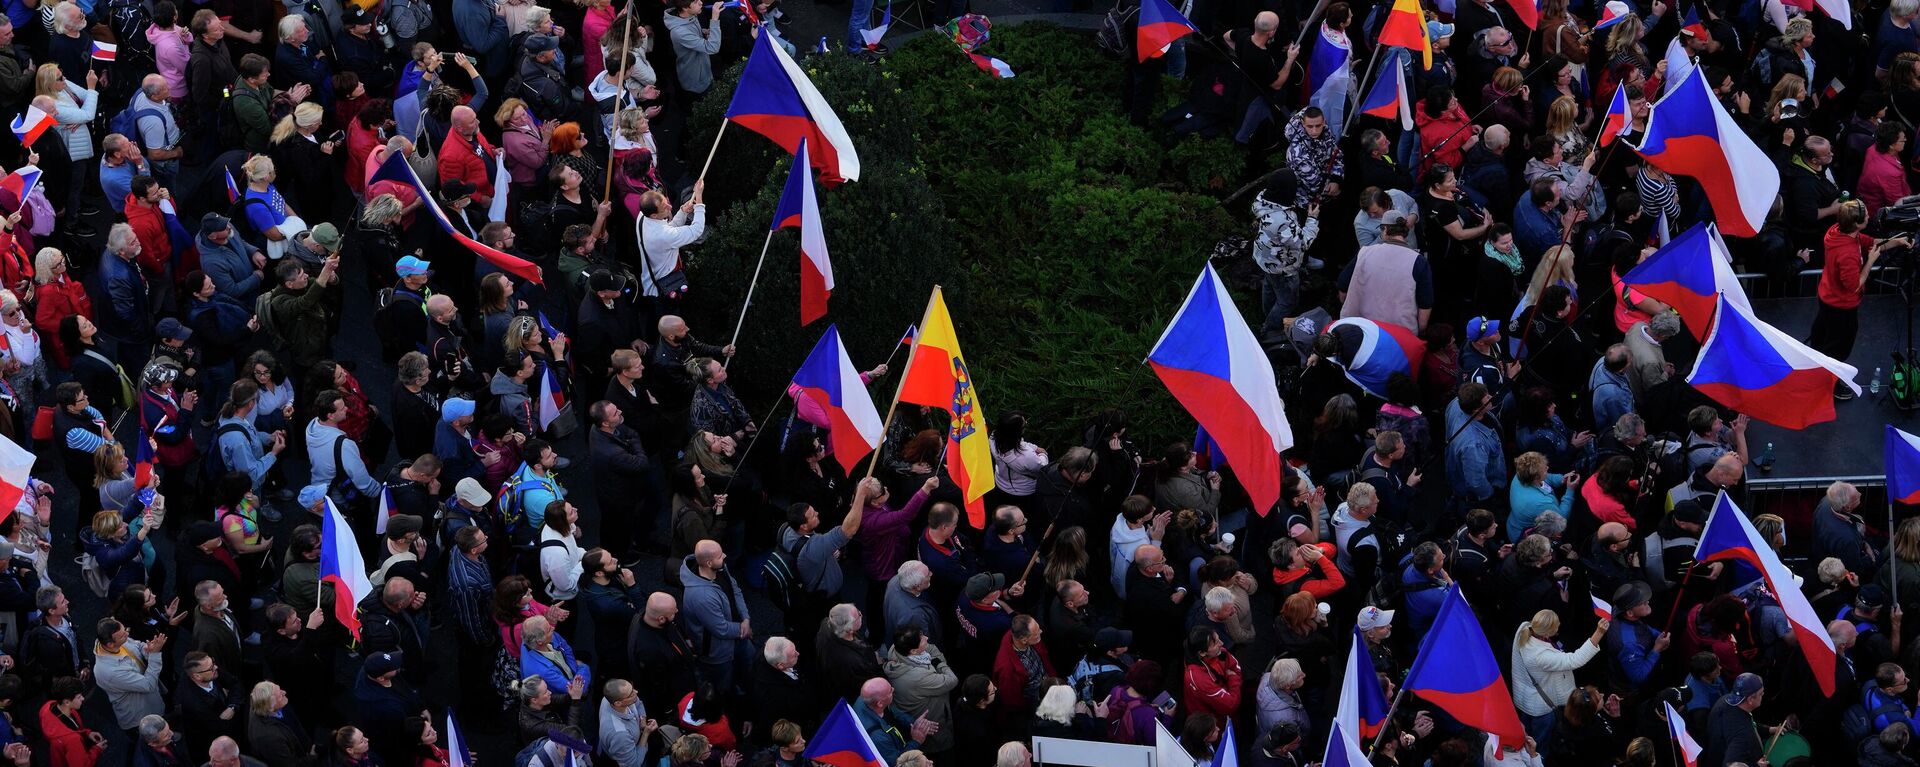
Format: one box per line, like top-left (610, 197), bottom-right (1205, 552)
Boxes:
top-left (725, 31), bottom-right (861, 184)
top-left (1136, 0), bottom-right (1198, 63)
top-left (1686, 292), bottom-right (1857, 429)
top-left (1402, 585), bottom-right (1526, 748)
top-left (1617, 222), bottom-right (1750, 341)
top-left (1888, 425), bottom-right (1920, 505)
top-left (803, 701), bottom-right (885, 767)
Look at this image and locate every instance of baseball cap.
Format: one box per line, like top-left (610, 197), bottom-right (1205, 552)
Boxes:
top-left (441, 397), bottom-right (476, 423)
top-left (964, 572), bottom-right (1006, 602)
top-left (1611, 581), bottom-right (1651, 613)
top-left (310, 222), bottom-right (344, 253)
top-left (155, 317), bottom-right (192, 341)
top-left (1466, 316), bottom-right (1501, 343)
top-left (1356, 606), bottom-right (1395, 631)
top-left (1427, 20), bottom-right (1454, 40)
top-left (396, 255), bottom-right (433, 277)
top-left (1380, 209), bottom-right (1411, 227)
top-left (1094, 627), bottom-right (1133, 651)
top-left (1859, 583), bottom-right (1890, 610)
top-left (454, 477), bottom-right (491, 507)
top-left (364, 651), bottom-right (403, 678)
top-left (298, 485), bottom-right (329, 510)
top-left (1724, 672), bottom-right (1763, 705)
top-left (525, 34), bottom-right (559, 53)
top-left (200, 212), bottom-right (231, 236)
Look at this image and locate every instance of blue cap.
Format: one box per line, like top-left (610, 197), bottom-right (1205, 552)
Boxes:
top-left (1428, 20), bottom-right (1454, 40)
top-left (298, 485), bottom-right (328, 510)
top-left (442, 397), bottom-right (475, 423)
top-left (396, 255), bottom-right (433, 277)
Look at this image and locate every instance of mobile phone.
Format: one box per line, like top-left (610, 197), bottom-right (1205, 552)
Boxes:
top-left (1152, 692), bottom-right (1174, 711)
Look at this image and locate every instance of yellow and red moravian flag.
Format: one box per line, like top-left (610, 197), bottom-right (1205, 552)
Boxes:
top-left (1377, 0), bottom-right (1432, 69)
top-left (895, 287), bottom-right (995, 526)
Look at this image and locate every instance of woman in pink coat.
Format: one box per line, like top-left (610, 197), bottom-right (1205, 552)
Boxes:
top-left (1857, 123), bottom-right (1913, 217)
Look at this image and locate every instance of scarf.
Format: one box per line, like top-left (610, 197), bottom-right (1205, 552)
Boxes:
top-left (1484, 241), bottom-right (1524, 276)
top-left (95, 641), bottom-right (144, 673)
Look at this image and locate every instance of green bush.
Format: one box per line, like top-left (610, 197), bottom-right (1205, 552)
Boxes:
top-left (680, 23), bottom-right (1251, 451)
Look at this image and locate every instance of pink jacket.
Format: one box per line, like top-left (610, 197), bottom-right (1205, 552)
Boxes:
top-left (784, 370), bottom-right (878, 431)
top-left (1858, 147), bottom-right (1911, 217)
top-left (147, 25), bottom-right (191, 101)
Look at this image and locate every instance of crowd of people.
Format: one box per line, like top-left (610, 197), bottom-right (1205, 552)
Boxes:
top-left (0, 0), bottom-right (1909, 763)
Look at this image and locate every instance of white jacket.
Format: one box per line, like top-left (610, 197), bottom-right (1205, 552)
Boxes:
top-left (1509, 621), bottom-right (1602, 717)
top-left (540, 526), bottom-right (585, 601)
top-left (53, 84), bottom-right (98, 161)
top-left (94, 640), bottom-right (166, 729)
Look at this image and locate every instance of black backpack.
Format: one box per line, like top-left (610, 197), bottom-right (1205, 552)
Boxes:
top-left (372, 288), bottom-right (428, 363)
top-left (524, 538), bottom-right (568, 599)
top-left (106, 98), bottom-right (166, 152)
top-left (1842, 685), bottom-right (1910, 746)
top-left (103, 0), bottom-right (154, 59)
top-left (200, 423), bottom-right (250, 485)
top-left (762, 524), bottom-right (825, 613)
top-left (1096, 0), bottom-right (1139, 60)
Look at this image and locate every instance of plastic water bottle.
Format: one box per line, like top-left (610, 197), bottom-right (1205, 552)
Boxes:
top-left (1758, 442), bottom-right (1775, 472)
top-left (1874, 367), bottom-right (1885, 395)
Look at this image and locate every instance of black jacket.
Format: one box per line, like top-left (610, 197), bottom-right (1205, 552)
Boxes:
top-left (589, 425), bottom-right (651, 504)
top-left (17, 618), bottom-right (78, 701)
top-left (627, 615), bottom-right (697, 717)
top-left (749, 657), bottom-right (816, 738)
top-left (246, 710), bottom-right (315, 767)
top-left (173, 669), bottom-right (246, 758)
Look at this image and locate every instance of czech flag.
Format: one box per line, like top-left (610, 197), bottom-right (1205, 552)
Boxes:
top-left (1687, 292), bottom-right (1858, 429)
top-left (0, 434), bottom-right (33, 523)
top-left (859, 2), bottom-right (891, 49)
top-left (1335, 627), bottom-right (1389, 739)
top-left (372, 485), bottom-right (396, 535)
top-left (1804, 0), bottom-right (1853, 28)
top-left (1598, 83), bottom-right (1630, 147)
top-left (537, 363), bottom-right (566, 430)
top-left (1211, 720), bottom-right (1238, 767)
top-left (1618, 222), bottom-right (1751, 340)
top-left (1511, 0), bottom-right (1540, 29)
top-left (1664, 702), bottom-right (1702, 767)
top-left (1694, 491), bottom-right (1839, 694)
top-left (896, 287), bottom-right (997, 525)
top-left (223, 167), bottom-right (240, 204)
top-left (899, 324), bottom-right (918, 346)
top-left (725, 30), bottom-right (861, 184)
top-left (89, 41), bottom-right (116, 61)
top-left (1325, 317), bottom-right (1423, 399)
top-left (446, 711), bottom-right (471, 767)
top-left (771, 139), bottom-right (833, 325)
top-left (1306, 24), bottom-right (1352, 130)
top-left (9, 106), bottom-right (52, 145)
top-left (1592, 593), bottom-right (1613, 620)
top-left (0, 166), bottom-right (41, 204)
top-left (967, 53), bottom-right (1016, 78)
top-left (1594, 0), bottom-right (1633, 31)
top-left (1148, 265), bottom-right (1293, 517)
top-left (791, 325), bottom-right (883, 466)
top-left (1322, 720), bottom-right (1371, 767)
top-left (1403, 585), bottom-right (1527, 748)
top-left (803, 701), bottom-right (885, 767)
top-left (1357, 49), bottom-right (1412, 130)
top-left (1632, 65), bottom-right (1778, 237)
top-left (1889, 425), bottom-right (1920, 505)
top-left (368, 151), bottom-right (544, 285)
top-left (1136, 0), bottom-right (1198, 63)
top-left (1377, 0), bottom-right (1431, 68)
top-left (132, 414), bottom-right (159, 489)
top-left (319, 497), bottom-right (374, 639)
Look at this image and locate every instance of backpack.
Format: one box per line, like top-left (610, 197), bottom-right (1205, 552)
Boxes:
top-left (524, 538), bottom-right (567, 598)
top-left (103, 0), bottom-right (154, 58)
top-left (1842, 685), bottom-right (1910, 746)
top-left (253, 291), bottom-right (284, 351)
top-left (372, 288), bottom-right (428, 363)
top-left (327, 436), bottom-right (365, 503)
top-left (1653, 438), bottom-right (1718, 495)
top-left (498, 474), bottom-right (548, 548)
top-left (230, 195), bottom-right (272, 250)
top-left (762, 525), bottom-right (824, 614)
top-left (1096, 0), bottom-right (1138, 60)
top-left (200, 423), bottom-right (250, 485)
top-left (1107, 690), bottom-right (1150, 743)
top-left (106, 98), bottom-right (165, 152)
top-left (75, 553), bottom-right (110, 598)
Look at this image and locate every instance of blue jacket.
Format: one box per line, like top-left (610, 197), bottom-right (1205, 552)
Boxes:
top-left (196, 232), bottom-right (263, 301)
top-left (679, 557), bottom-right (749, 666)
top-left (520, 631), bottom-right (591, 700)
top-left (853, 702), bottom-right (920, 767)
top-left (1588, 358), bottom-right (1634, 436)
top-left (1445, 399), bottom-right (1505, 501)
top-left (1399, 564), bottom-right (1449, 637)
top-left (1511, 195), bottom-right (1562, 261)
top-left (1508, 475), bottom-right (1573, 542)
top-left (93, 251), bottom-right (150, 343)
top-left (1604, 619), bottom-right (1662, 689)
top-left (216, 416), bottom-right (277, 491)
top-left (432, 421), bottom-right (482, 484)
top-left (79, 526), bottom-right (144, 597)
top-left (1864, 680), bottom-right (1920, 734)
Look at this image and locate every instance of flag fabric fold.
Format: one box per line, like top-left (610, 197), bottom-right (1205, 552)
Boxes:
top-left (10, 106), bottom-right (52, 144)
top-left (89, 41), bottom-right (117, 61)
top-left (1687, 291), bottom-right (1858, 429)
top-left (724, 31), bottom-right (861, 183)
top-left (319, 498), bottom-right (374, 639)
top-left (537, 363), bottom-right (566, 430)
top-left (803, 701), bottom-right (886, 767)
top-left (1335, 627), bottom-right (1390, 739)
top-left (223, 167), bottom-right (240, 204)
top-left (368, 151), bottom-right (544, 285)
top-left (446, 711), bottom-right (471, 767)
top-left (1325, 317), bottom-right (1424, 399)
top-left (1377, 0), bottom-right (1432, 68)
top-left (0, 434), bottom-right (31, 522)
top-left (771, 139), bottom-right (833, 324)
top-left (1136, 0), bottom-right (1198, 62)
top-left (1210, 720), bottom-right (1238, 767)
top-left (373, 485), bottom-right (396, 535)
top-left (1306, 24), bottom-right (1352, 130)
top-left (1889, 425), bottom-right (1920, 504)
top-left (1694, 491), bottom-right (1838, 694)
top-left (1357, 48), bottom-right (1412, 130)
top-left (1617, 222), bottom-right (1751, 340)
top-left (1402, 585), bottom-right (1527, 748)
top-left (791, 325), bottom-right (883, 466)
top-left (967, 53), bottom-right (1017, 78)
top-left (1147, 265), bottom-right (1293, 517)
top-left (1664, 702), bottom-right (1702, 767)
top-left (1599, 83), bottom-right (1630, 147)
top-left (487, 151), bottom-right (511, 223)
top-left (1632, 65), bottom-right (1779, 237)
top-left (1595, 0), bottom-right (1632, 30)
top-left (896, 287), bottom-right (996, 525)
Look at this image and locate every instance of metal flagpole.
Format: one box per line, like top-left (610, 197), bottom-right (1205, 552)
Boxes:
top-left (724, 229), bottom-right (779, 369)
top-left (602, 7), bottom-right (638, 201)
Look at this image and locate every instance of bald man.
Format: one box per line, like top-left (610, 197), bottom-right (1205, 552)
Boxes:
top-left (1123, 544), bottom-right (1188, 661)
top-left (1586, 522), bottom-right (1640, 597)
top-left (681, 541), bottom-right (752, 694)
top-left (627, 593), bottom-right (695, 715)
top-left (855, 678), bottom-right (936, 766)
top-left (646, 315), bottom-right (731, 410)
top-left (438, 104), bottom-right (497, 207)
top-left (426, 293), bottom-right (483, 395)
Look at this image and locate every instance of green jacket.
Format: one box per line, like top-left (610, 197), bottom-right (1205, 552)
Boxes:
top-left (265, 282), bottom-right (331, 368)
top-left (231, 77), bottom-right (275, 154)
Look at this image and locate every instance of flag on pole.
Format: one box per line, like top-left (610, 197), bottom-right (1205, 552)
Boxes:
top-left (373, 485), bottom-right (396, 535)
top-left (791, 326), bottom-right (884, 466)
top-left (1335, 627), bottom-right (1390, 738)
top-left (132, 416), bottom-right (159, 490)
top-left (1694, 491), bottom-right (1839, 694)
top-left (770, 139), bottom-right (833, 324)
top-left (1306, 24), bottom-right (1353, 130)
top-left (1377, 0), bottom-right (1432, 68)
top-left (1664, 702), bottom-right (1702, 767)
top-left (1599, 83), bottom-right (1630, 147)
top-left (1211, 720), bottom-right (1238, 767)
top-left (1357, 48), bottom-right (1412, 130)
top-left (89, 41), bottom-right (117, 61)
top-left (724, 31), bottom-right (862, 184)
top-left (895, 287), bottom-right (997, 526)
top-left (1888, 425), bottom-right (1920, 504)
top-left (1632, 65), bottom-right (1778, 237)
top-left (1148, 265), bottom-right (1293, 517)
top-left (1618, 223), bottom-right (1751, 340)
top-left (446, 711), bottom-right (471, 767)
top-left (803, 701), bottom-right (886, 767)
top-left (319, 498), bottom-right (374, 639)
top-left (0, 434), bottom-right (32, 522)
top-left (487, 151), bottom-right (511, 223)
top-left (1402, 585), bottom-right (1527, 748)
top-left (1687, 292), bottom-right (1859, 429)
top-left (9, 106), bottom-right (52, 144)
top-left (1592, 593), bottom-right (1613, 620)
top-left (1511, 0), bottom-right (1540, 28)
top-left (967, 53), bottom-right (1017, 78)
top-left (537, 364), bottom-right (566, 430)
top-left (1156, 718), bottom-right (1196, 767)
top-left (368, 151), bottom-right (545, 284)
top-left (1136, 0), bottom-right (1198, 62)
top-left (1594, 0), bottom-right (1632, 30)
top-left (899, 324), bottom-right (918, 346)
top-left (223, 167), bottom-right (240, 204)
top-left (0, 165), bottom-right (41, 203)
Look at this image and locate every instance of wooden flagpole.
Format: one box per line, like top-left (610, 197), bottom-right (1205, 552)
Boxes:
top-left (602, 7), bottom-right (639, 201)
top-left (862, 286), bottom-right (939, 481)
top-left (724, 229), bottom-right (779, 369)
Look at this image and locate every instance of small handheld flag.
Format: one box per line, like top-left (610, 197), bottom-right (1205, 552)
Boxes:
top-left (1335, 627), bottom-right (1390, 738)
top-left (368, 151), bottom-right (544, 284)
top-left (1211, 720), bottom-right (1238, 767)
top-left (318, 498), bottom-right (374, 639)
top-left (1888, 425), bottom-right (1920, 505)
top-left (373, 485), bottom-right (396, 535)
top-left (1135, 0), bottom-right (1198, 62)
top-left (89, 41), bottom-right (117, 61)
top-left (446, 711), bottom-right (472, 767)
top-left (899, 324), bottom-right (918, 346)
top-left (1599, 83), bottom-right (1630, 147)
top-left (803, 701), bottom-right (886, 767)
top-left (0, 166), bottom-right (41, 206)
top-left (1664, 702), bottom-right (1702, 767)
top-left (1592, 593), bottom-right (1613, 620)
top-left (223, 167), bottom-right (240, 204)
top-left (537, 364), bottom-right (566, 430)
top-left (9, 106), bottom-right (52, 145)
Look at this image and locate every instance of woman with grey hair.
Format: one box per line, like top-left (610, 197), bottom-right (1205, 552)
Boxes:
top-left (0, 289), bottom-right (47, 423)
top-left (516, 672), bottom-right (589, 746)
top-left (1255, 657), bottom-right (1309, 735)
top-left (391, 351), bottom-right (440, 461)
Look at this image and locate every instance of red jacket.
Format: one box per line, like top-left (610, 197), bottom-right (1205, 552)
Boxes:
top-left (33, 275), bottom-right (91, 369)
top-left (123, 195), bottom-right (171, 278)
top-left (991, 632), bottom-right (1057, 715)
top-left (438, 127), bottom-right (497, 207)
top-left (1415, 99), bottom-right (1474, 177)
top-left (1857, 147), bottom-right (1912, 217)
top-left (1182, 652), bottom-right (1243, 720)
top-left (38, 702), bottom-right (101, 767)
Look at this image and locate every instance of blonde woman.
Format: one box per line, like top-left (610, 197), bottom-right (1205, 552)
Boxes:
top-left (1511, 609), bottom-right (1606, 743)
top-left (1544, 95), bottom-right (1589, 164)
top-left (237, 155), bottom-right (306, 260)
top-left (1523, 245), bottom-right (1578, 311)
top-left (31, 248), bottom-right (88, 368)
top-left (1768, 74), bottom-right (1807, 124)
top-left (268, 103), bottom-right (337, 225)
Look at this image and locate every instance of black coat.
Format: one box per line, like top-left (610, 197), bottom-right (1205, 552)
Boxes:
top-left (813, 628), bottom-right (883, 709)
top-left (749, 657), bottom-right (816, 737)
top-left (246, 711), bottom-right (315, 767)
top-left (589, 425), bottom-right (651, 506)
top-left (391, 387), bottom-right (440, 466)
top-left (173, 669), bottom-right (246, 759)
top-left (626, 615), bottom-right (697, 717)
top-left (1123, 569), bottom-right (1187, 664)
top-left (16, 619), bottom-right (78, 702)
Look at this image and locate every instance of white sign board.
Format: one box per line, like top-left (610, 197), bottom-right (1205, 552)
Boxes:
top-left (1031, 736), bottom-right (1159, 767)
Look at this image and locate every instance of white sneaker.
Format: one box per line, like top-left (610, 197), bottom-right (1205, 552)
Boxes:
top-left (1305, 256), bottom-right (1325, 271)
